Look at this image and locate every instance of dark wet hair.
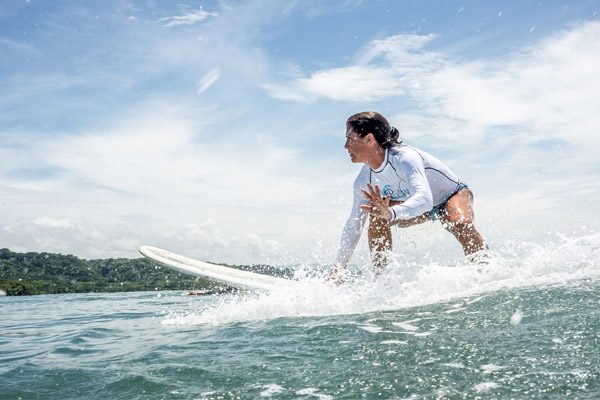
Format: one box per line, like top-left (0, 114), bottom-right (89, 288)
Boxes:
top-left (347, 111), bottom-right (400, 148)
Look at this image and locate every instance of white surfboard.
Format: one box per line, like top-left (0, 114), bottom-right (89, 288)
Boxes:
top-left (139, 245), bottom-right (295, 291)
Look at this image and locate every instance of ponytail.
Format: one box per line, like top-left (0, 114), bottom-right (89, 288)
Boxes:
top-left (347, 112), bottom-right (400, 148)
top-left (384, 127), bottom-right (400, 146)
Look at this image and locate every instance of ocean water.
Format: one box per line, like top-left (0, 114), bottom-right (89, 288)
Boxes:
top-left (2, 233), bottom-right (600, 399)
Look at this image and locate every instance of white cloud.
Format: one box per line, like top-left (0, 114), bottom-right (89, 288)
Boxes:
top-left (197, 68), bottom-right (220, 94)
top-left (264, 21), bottom-right (600, 148)
top-left (0, 103), bottom-right (350, 263)
top-left (0, 36), bottom-right (40, 56)
top-left (4, 218), bottom-right (103, 257)
top-left (424, 22), bottom-right (600, 146)
top-left (300, 66), bottom-right (401, 101)
top-left (33, 217), bottom-right (72, 229)
top-left (263, 34), bottom-right (440, 102)
top-left (160, 9), bottom-right (218, 27)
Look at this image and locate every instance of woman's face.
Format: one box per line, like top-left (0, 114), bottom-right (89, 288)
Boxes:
top-left (344, 124), bottom-right (371, 163)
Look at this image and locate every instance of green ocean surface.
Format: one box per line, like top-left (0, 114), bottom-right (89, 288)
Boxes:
top-left (2, 234), bottom-right (599, 399)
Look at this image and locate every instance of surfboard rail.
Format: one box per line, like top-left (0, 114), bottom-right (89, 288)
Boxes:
top-left (139, 245), bottom-right (294, 291)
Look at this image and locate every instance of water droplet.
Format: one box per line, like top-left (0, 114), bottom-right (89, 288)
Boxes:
top-left (510, 310), bottom-right (523, 325)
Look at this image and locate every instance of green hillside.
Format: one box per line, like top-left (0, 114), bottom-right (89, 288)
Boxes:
top-left (0, 248), bottom-right (218, 296)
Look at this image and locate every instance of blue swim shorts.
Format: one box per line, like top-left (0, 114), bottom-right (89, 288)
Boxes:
top-left (427, 183), bottom-right (469, 220)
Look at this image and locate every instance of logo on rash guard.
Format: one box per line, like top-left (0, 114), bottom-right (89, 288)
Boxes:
top-left (382, 184), bottom-right (403, 200)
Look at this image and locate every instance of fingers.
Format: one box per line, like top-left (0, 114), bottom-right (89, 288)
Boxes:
top-left (367, 183), bottom-right (380, 199)
top-left (361, 183), bottom-right (375, 200)
top-left (362, 184), bottom-right (391, 206)
top-left (373, 183), bottom-right (382, 199)
top-left (362, 183), bottom-right (384, 201)
top-left (361, 184), bottom-right (392, 221)
top-left (361, 188), bottom-right (374, 202)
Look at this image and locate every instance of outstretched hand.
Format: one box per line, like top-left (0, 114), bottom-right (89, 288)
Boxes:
top-left (360, 183), bottom-right (392, 221)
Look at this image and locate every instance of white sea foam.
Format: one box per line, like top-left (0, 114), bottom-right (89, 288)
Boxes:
top-left (510, 310), bottom-right (524, 325)
top-left (442, 362), bottom-right (465, 369)
top-left (259, 383), bottom-right (285, 397)
top-left (392, 322), bottom-right (419, 331)
top-left (444, 307), bottom-right (466, 314)
top-left (381, 340), bottom-right (408, 345)
top-left (359, 325), bottom-right (384, 333)
top-left (473, 381), bottom-right (499, 392)
top-left (162, 233), bottom-right (600, 326)
top-left (481, 364), bottom-right (506, 374)
top-left (407, 331), bottom-right (433, 337)
top-left (295, 388), bottom-right (332, 400)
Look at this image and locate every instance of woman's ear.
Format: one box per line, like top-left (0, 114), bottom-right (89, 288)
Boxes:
top-left (366, 133), bottom-right (375, 144)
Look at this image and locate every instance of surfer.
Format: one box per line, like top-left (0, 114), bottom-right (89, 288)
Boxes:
top-left (330, 111), bottom-right (487, 281)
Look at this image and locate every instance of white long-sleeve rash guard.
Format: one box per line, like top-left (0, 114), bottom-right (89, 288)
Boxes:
top-left (334, 143), bottom-right (463, 268)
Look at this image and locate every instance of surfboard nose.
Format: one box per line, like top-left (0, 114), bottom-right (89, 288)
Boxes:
top-left (139, 245), bottom-right (156, 257)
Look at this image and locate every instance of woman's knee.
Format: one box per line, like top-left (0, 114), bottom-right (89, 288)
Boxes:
top-left (444, 220), bottom-right (475, 236)
top-left (443, 213), bottom-right (474, 229)
top-left (443, 190), bottom-right (475, 226)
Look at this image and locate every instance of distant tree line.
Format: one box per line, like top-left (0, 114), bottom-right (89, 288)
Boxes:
top-left (0, 248), bottom-right (218, 296)
top-left (0, 248), bottom-right (294, 296)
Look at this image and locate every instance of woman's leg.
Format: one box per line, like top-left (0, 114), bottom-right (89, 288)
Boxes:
top-left (368, 210), bottom-right (430, 269)
top-left (438, 189), bottom-right (487, 256)
top-left (368, 216), bottom-right (392, 269)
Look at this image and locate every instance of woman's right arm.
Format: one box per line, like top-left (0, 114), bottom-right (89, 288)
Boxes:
top-left (334, 179), bottom-right (368, 268)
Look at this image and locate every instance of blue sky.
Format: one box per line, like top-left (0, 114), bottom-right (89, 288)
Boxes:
top-left (1, 0), bottom-right (599, 264)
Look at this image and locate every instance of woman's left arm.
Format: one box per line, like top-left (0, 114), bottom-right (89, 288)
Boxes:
top-left (387, 151), bottom-right (433, 220)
